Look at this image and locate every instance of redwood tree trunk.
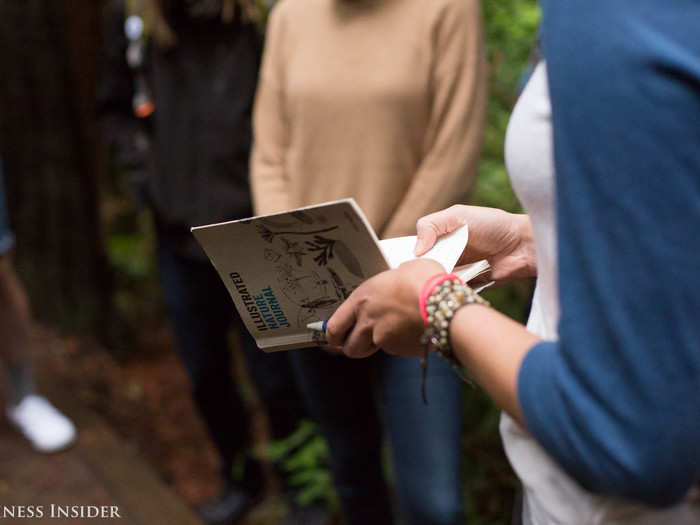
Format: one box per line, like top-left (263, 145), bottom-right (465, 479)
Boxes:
top-left (0, 0), bottom-right (113, 337)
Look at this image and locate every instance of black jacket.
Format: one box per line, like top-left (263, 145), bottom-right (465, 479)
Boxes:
top-left (99, 0), bottom-right (261, 259)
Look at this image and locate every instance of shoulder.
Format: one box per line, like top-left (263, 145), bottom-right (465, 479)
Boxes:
top-left (266, 0), bottom-right (329, 42)
top-left (264, 0), bottom-right (295, 44)
top-left (419, 0), bottom-right (481, 44)
top-left (418, 0), bottom-right (481, 53)
top-left (268, 0), bottom-right (325, 24)
top-left (428, 0), bottom-right (480, 22)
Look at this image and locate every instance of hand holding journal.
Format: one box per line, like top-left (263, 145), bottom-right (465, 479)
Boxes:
top-left (191, 199), bottom-right (488, 351)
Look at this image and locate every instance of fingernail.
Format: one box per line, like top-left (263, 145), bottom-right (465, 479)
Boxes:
top-left (414, 239), bottom-right (425, 255)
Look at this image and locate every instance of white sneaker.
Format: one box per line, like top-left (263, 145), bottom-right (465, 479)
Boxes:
top-left (7, 395), bottom-right (77, 453)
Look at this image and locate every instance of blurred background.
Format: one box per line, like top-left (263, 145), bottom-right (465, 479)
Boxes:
top-left (0, 0), bottom-right (539, 523)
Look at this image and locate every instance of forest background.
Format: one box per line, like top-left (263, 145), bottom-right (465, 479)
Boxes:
top-left (0, 1), bottom-right (539, 523)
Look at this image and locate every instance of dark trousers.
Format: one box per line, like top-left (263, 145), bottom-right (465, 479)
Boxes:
top-left (157, 241), bottom-right (306, 486)
top-left (290, 349), bottom-right (464, 525)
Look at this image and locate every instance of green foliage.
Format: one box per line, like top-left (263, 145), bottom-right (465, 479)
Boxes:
top-left (474, 0), bottom-right (540, 213)
top-left (258, 420), bottom-right (339, 509)
top-left (458, 2), bottom-right (540, 524)
top-left (103, 197), bottom-right (161, 338)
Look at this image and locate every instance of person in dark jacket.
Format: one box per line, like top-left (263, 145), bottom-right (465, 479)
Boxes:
top-left (98, 2), bottom-right (314, 523)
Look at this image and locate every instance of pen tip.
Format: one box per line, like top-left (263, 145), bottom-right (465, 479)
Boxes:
top-left (306, 320), bottom-right (327, 331)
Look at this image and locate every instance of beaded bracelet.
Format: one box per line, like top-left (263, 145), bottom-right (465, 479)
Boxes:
top-left (419, 274), bottom-right (490, 402)
top-left (419, 273), bottom-right (461, 325)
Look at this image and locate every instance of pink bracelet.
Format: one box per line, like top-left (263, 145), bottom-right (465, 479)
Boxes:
top-left (419, 273), bottom-right (463, 325)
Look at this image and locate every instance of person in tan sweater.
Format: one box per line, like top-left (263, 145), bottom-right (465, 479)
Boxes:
top-left (252, 0), bottom-right (486, 237)
top-left (251, 0), bottom-right (487, 523)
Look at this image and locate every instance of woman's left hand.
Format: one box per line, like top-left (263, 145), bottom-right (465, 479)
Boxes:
top-left (325, 258), bottom-right (445, 358)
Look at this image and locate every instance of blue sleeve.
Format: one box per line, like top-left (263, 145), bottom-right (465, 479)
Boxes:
top-left (518, 0), bottom-right (700, 507)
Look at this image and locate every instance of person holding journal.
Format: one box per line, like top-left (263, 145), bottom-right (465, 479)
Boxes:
top-left (324, 1), bottom-right (700, 524)
top-left (250, 0), bottom-right (488, 522)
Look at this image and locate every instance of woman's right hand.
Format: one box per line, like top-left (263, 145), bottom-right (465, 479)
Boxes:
top-left (413, 205), bottom-right (537, 285)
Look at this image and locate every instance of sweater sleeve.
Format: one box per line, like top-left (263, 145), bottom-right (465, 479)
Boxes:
top-left (250, 5), bottom-right (292, 215)
top-left (381, 0), bottom-right (487, 238)
top-left (518, 0), bottom-right (700, 507)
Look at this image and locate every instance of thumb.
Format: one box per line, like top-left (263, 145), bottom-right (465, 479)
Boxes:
top-left (414, 216), bottom-right (440, 255)
top-left (414, 206), bottom-right (468, 255)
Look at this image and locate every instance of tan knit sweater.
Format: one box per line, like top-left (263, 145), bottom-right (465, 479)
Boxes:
top-left (251, 0), bottom-right (487, 238)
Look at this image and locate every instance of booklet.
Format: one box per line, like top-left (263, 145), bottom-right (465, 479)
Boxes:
top-left (192, 199), bottom-right (489, 351)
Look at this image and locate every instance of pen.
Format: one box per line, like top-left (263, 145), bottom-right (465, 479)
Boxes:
top-left (306, 320), bottom-right (327, 332)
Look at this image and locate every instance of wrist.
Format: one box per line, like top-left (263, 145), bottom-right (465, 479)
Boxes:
top-left (419, 277), bottom-right (490, 390)
top-left (419, 272), bottom-right (463, 325)
top-left (514, 214), bottom-right (537, 277)
top-left (399, 257), bottom-right (445, 305)
top-left (491, 212), bottom-right (537, 282)
top-left (422, 274), bottom-right (489, 347)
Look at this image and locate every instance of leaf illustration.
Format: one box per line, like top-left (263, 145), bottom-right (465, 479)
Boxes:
top-left (262, 217), bottom-right (299, 229)
top-left (301, 298), bottom-right (338, 310)
top-left (291, 211), bottom-right (314, 224)
top-left (257, 224), bottom-right (275, 243)
top-left (327, 267), bottom-right (349, 299)
top-left (305, 236), bottom-right (336, 266)
top-left (259, 226), bottom-right (339, 244)
top-left (333, 241), bottom-right (364, 278)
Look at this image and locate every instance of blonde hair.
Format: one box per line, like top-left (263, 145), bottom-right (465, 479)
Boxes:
top-left (134, 0), bottom-right (263, 49)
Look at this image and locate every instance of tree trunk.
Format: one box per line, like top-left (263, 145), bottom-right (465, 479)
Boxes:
top-left (0, 0), bottom-right (113, 337)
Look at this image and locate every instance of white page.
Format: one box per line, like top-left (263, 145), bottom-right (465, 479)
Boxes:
top-left (378, 225), bottom-right (469, 272)
top-left (454, 260), bottom-right (491, 284)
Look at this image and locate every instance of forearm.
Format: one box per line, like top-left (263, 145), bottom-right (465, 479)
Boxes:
top-left (383, 0), bottom-right (487, 238)
top-left (382, 165), bottom-right (476, 239)
top-left (250, 79), bottom-right (290, 215)
top-left (382, 121), bottom-right (485, 239)
top-left (449, 304), bottom-right (539, 425)
top-left (489, 212), bottom-right (537, 282)
top-left (250, 152), bottom-right (291, 215)
top-left (249, 4), bottom-right (290, 216)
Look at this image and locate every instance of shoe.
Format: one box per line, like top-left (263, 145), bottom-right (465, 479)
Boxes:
top-left (196, 485), bottom-right (259, 525)
top-left (7, 394), bottom-right (77, 453)
top-left (283, 504), bottom-right (326, 525)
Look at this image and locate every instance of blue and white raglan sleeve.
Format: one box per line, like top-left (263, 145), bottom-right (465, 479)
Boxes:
top-left (517, 0), bottom-right (700, 507)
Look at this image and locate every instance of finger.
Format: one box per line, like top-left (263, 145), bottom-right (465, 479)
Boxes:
top-left (373, 315), bottom-right (424, 357)
top-left (414, 205), bottom-right (468, 256)
top-left (320, 344), bottom-right (345, 356)
top-left (342, 321), bottom-right (377, 359)
top-left (325, 294), bottom-right (358, 347)
top-left (381, 344), bottom-right (423, 358)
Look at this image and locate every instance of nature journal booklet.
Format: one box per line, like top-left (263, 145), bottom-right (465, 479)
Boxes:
top-left (192, 199), bottom-right (488, 351)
